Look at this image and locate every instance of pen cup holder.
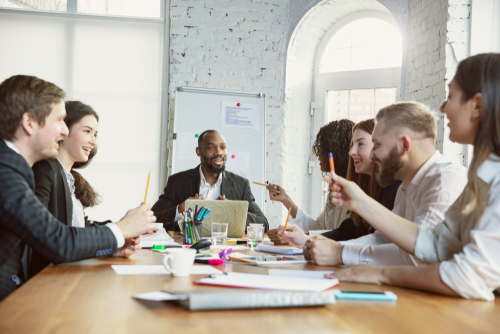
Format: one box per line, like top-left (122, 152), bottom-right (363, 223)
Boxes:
top-left (178, 217), bottom-right (203, 245)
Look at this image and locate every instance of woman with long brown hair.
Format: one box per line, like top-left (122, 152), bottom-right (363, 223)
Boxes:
top-left (271, 119), bottom-right (401, 247)
top-left (29, 101), bottom-right (136, 278)
top-left (325, 53), bottom-right (500, 301)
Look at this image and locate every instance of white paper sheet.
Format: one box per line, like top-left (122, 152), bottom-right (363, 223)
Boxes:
top-left (268, 269), bottom-right (334, 279)
top-left (197, 272), bottom-right (339, 291)
top-left (112, 265), bottom-right (223, 276)
top-left (221, 102), bottom-right (259, 130)
top-left (176, 132), bottom-right (199, 160)
top-left (230, 252), bottom-right (253, 258)
top-left (133, 291), bottom-right (188, 301)
top-left (225, 151), bottom-right (250, 179)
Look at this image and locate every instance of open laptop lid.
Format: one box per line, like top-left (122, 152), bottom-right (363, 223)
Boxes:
top-left (185, 200), bottom-right (249, 238)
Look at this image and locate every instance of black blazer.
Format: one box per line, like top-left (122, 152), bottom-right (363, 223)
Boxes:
top-left (322, 180), bottom-right (402, 241)
top-left (152, 165), bottom-right (269, 231)
top-left (29, 159), bottom-right (73, 278)
top-left (0, 140), bottom-right (117, 301)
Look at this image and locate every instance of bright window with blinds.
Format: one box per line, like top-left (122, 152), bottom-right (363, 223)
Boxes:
top-left (0, 0), bottom-right (161, 18)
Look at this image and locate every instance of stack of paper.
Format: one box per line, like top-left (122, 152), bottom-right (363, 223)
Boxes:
top-left (140, 228), bottom-right (176, 247)
top-left (255, 244), bottom-right (303, 255)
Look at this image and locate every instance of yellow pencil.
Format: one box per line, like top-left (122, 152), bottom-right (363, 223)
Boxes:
top-left (282, 207), bottom-right (292, 237)
top-left (144, 172), bottom-right (151, 203)
top-left (253, 181), bottom-right (268, 187)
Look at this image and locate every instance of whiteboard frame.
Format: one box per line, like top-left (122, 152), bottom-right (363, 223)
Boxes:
top-left (172, 86), bottom-right (266, 213)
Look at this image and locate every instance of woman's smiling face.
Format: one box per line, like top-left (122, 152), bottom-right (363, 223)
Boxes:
top-left (349, 129), bottom-right (374, 175)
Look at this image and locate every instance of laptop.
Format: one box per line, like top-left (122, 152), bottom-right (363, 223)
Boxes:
top-left (185, 200), bottom-right (249, 238)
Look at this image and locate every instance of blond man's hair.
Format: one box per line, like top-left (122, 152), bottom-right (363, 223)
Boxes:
top-left (375, 102), bottom-right (437, 141)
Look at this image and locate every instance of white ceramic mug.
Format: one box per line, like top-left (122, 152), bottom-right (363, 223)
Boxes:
top-left (162, 248), bottom-right (196, 277)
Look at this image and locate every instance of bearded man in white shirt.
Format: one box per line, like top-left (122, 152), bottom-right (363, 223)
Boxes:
top-left (304, 102), bottom-right (468, 266)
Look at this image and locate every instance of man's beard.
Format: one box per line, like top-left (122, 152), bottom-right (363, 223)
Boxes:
top-left (202, 154), bottom-right (226, 174)
top-left (375, 145), bottom-right (405, 187)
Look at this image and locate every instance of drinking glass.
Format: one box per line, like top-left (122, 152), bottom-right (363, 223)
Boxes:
top-left (211, 223), bottom-right (228, 245)
top-left (247, 223), bottom-right (264, 249)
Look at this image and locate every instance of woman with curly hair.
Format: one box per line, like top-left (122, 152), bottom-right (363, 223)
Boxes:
top-left (266, 119), bottom-right (355, 241)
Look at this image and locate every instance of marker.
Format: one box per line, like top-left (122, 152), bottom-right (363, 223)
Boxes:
top-left (329, 152), bottom-right (336, 189)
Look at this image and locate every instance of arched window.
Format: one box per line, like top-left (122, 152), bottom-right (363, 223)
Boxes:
top-left (314, 12), bottom-right (402, 124)
top-left (308, 11), bottom-right (403, 218)
top-left (320, 18), bottom-right (402, 73)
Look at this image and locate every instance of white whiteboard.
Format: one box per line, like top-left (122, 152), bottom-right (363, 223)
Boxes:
top-left (173, 87), bottom-right (266, 211)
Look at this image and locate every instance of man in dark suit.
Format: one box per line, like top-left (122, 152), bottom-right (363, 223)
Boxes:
top-left (153, 130), bottom-right (268, 231)
top-left (0, 75), bottom-right (157, 300)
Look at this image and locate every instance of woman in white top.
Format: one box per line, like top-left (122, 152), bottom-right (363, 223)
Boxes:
top-left (324, 53), bottom-right (500, 301)
top-left (266, 119), bottom-right (354, 242)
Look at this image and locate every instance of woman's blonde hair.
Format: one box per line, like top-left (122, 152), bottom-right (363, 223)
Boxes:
top-left (453, 53), bottom-right (500, 215)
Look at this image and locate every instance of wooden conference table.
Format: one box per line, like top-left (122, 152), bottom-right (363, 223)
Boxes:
top-left (0, 232), bottom-right (499, 334)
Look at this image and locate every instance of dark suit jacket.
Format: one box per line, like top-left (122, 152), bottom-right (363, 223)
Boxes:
top-left (322, 180), bottom-right (402, 241)
top-left (29, 159), bottom-right (73, 278)
top-left (0, 140), bottom-right (117, 301)
top-left (152, 165), bottom-right (269, 231)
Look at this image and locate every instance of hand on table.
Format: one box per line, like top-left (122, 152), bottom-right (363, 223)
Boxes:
top-left (325, 265), bottom-right (385, 285)
top-left (179, 193), bottom-right (205, 214)
top-left (112, 236), bottom-right (142, 258)
top-left (303, 235), bottom-right (344, 266)
top-left (116, 203), bottom-right (157, 239)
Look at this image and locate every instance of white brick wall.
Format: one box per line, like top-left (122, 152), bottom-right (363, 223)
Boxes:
top-left (165, 0), bottom-right (471, 227)
top-left (404, 0), bottom-right (471, 164)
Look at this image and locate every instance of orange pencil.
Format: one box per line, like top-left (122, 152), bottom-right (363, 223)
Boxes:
top-left (253, 181), bottom-right (268, 187)
top-left (328, 152), bottom-right (336, 190)
top-left (144, 172), bottom-right (151, 203)
top-left (281, 207), bottom-right (292, 237)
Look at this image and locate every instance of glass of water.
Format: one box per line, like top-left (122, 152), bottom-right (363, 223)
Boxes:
top-left (211, 223), bottom-right (228, 245)
top-left (247, 223), bottom-right (264, 249)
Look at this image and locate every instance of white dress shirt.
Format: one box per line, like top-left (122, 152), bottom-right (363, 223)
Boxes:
top-left (58, 161), bottom-right (86, 228)
top-left (288, 201), bottom-right (350, 232)
top-left (340, 151), bottom-right (468, 266)
top-left (174, 166), bottom-right (223, 221)
top-left (3, 140), bottom-right (124, 248)
top-left (415, 154), bottom-right (500, 301)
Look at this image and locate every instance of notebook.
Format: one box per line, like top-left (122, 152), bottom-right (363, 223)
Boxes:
top-left (134, 289), bottom-right (336, 311)
top-left (185, 199), bottom-right (249, 238)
